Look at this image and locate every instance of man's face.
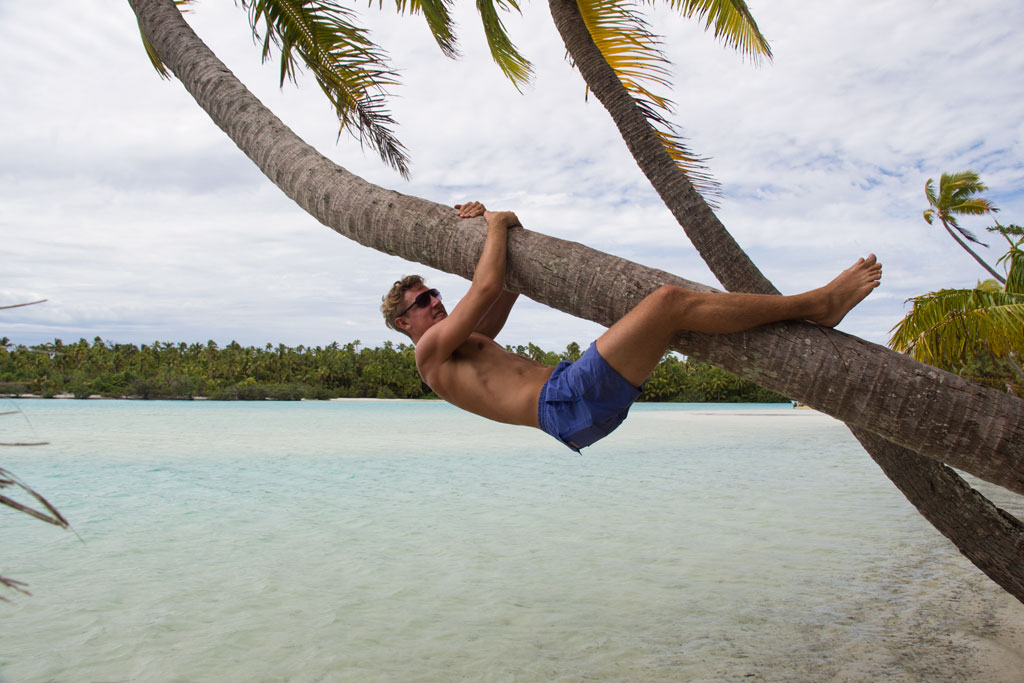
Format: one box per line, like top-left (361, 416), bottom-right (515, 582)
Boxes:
top-left (398, 283), bottom-right (446, 337)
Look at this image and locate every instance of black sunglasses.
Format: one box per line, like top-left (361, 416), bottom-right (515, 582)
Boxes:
top-left (396, 288), bottom-right (441, 318)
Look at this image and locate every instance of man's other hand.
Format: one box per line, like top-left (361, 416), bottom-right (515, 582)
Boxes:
top-left (455, 201), bottom-right (486, 218)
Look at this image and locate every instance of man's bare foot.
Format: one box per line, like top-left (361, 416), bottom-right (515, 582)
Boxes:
top-left (809, 254), bottom-right (882, 328)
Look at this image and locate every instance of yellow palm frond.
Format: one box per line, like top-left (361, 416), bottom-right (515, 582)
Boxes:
top-left (138, 0), bottom-right (197, 79)
top-left (662, 0), bottom-right (771, 63)
top-left (889, 286), bottom-right (1024, 368)
top-left (577, 0), bottom-right (720, 200)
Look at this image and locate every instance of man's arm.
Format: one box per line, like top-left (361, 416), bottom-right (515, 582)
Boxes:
top-left (475, 289), bottom-right (519, 339)
top-left (415, 203), bottom-right (519, 375)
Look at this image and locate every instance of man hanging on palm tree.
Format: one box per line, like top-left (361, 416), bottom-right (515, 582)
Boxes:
top-left (382, 202), bottom-right (882, 451)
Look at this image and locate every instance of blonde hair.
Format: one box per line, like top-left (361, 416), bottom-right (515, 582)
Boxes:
top-left (381, 275), bottom-right (425, 337)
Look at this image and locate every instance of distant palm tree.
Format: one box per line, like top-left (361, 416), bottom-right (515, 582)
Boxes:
top-left (923, 171), bottom-right (1004, 283)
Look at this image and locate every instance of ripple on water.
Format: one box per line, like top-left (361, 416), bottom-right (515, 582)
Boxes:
top-left (1, 400), bottom-right (1021, 682)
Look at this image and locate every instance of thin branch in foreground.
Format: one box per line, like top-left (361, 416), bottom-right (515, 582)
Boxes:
top-left (0, 575), bottom-right (31, 602)
top-left (0, 467), bottom-right (69, 529)
top-left (0, 299), bottom-right (47, 310)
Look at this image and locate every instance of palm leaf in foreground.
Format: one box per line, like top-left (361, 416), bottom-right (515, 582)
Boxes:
top-left (0, 465), bottom-right (69, 602)
top-left (476, 0), bottom-right (533, 89)
top-left (577, 0), bottom-right (720, 199)
top-left (391, 0), bottom-right (459, 58)
top-left (139, 1), bottom-right (410, 176)
top-left (244, 0), bottom-right (410, 177)
top-left (663, 0), bottom-right (771, 62)
top-left (573, 0), bottom-right (771, 201)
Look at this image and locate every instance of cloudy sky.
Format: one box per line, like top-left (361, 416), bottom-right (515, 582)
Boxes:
top-left (2, 0), bottom-right (1022, 352)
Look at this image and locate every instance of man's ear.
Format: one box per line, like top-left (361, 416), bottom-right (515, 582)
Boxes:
top-left (394, 316), bottom-right (410, 333)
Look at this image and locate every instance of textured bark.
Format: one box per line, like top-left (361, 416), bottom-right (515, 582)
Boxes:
top-left (548, 0), bottom-right (772, 296)
top-left (129, 0), bottom-right (1024, 496)
top-left (546, 0), bottom-right (1024, 603)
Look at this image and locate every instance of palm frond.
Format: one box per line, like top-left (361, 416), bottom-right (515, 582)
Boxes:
top-left (1, 574), bottom-right (31, 602)
top-left (941, 169), bottom-right (986, 197)
top-left (988, 222), bottom-right (1024, 239)
top-left (244, 0), bottom-right (410, 177)
top-left (951, 220), bottom-right (988, 247)
top-left (997, 240), bottom-right (1024, 295)
top-left (950, 197), bottom-right (998, 216)
top-left (976, 278), bottom-right (1004, 293)
top-left (661, 0), bottom-right (771, 63)
top-left (936, 170), bottom-right (999, 216)
top-left (391, 0), bottom-right (458, 58)
top-left (890, 287), bottom-right (1024, 367)
top-left (0, 467), bottom-right (69, 529)
top-left (924, 177), bottom-right (938, 209)
top-left (138, 0), bottom-right (197, 79)
top-left (476, 0), bottom-right (533, 89)
top-left (577, 0), bottom-right (720, 200)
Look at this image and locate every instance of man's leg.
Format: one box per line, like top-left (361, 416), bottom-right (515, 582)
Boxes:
top-left (596, 255), bottom-right (882, 387)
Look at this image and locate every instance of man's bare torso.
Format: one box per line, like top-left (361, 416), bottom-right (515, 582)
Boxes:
top-left (418, 332), bottom-right (555, 428)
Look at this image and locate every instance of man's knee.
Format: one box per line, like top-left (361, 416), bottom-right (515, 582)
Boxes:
top-left (649, 285), bottom-right (696, 314)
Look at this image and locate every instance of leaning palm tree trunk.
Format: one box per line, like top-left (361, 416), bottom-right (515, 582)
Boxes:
top-left (129, 0), bottom-right (1024, 512)
top-left (941, 218), bottom-right (1007, 284)
top-left (861, 432), bottom-right (1024, 600)
top-left (546, 0), bottom-right (1024, 602)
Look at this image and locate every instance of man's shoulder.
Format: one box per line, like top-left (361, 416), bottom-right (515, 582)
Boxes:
top-left (413, 321), bottom-right (460, 374)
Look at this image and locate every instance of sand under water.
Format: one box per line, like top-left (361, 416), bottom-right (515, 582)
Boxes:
top-left (1, 399), bottom-right (1022, 681)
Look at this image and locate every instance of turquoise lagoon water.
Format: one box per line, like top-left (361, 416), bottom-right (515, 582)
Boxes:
top-left (1, 399), bottom-right (1022, 682)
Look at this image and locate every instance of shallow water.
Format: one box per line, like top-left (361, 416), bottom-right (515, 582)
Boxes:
top-left (1, 399), bottom-right (1021, 682)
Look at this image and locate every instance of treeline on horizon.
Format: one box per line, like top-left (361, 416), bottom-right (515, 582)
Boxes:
top-left (0, 337), bottom-right (789, 403)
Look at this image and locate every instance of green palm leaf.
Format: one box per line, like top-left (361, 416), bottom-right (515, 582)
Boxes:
top-left (244, 0), bottom-right (410, 177)
top-left (576, 0), bottom-right (721, 199)
top-left (991, 223), bottom-right (1024, 295)
top-left (390, 0), bottom-right (458, 58)
top-left (475, 0), bottom-right (532, 89)
top-left (925, 170), bottom-right (999, 245)
top-left (1007, 251), bottom-right (1024, 296)
top-left (890, 285), bottom-right (1024, 368)
top-left (662, 0), bottom-right (771, 63)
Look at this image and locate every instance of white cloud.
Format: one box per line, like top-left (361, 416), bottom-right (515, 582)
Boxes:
top-left (1, 0), bottom-right (1021, 354)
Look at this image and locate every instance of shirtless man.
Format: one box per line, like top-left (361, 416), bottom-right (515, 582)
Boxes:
top-left (381, 201), bottom-right (882, 451)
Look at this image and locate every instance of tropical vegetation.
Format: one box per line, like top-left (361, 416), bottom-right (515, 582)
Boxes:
top-left (891, 220), bottom-right (1024, 395)
top-left (0, 337), bottom-right (786, 403)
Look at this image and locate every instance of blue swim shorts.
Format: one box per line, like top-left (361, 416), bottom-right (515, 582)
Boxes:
top-left (537, 342), bottom-right (643, 452)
